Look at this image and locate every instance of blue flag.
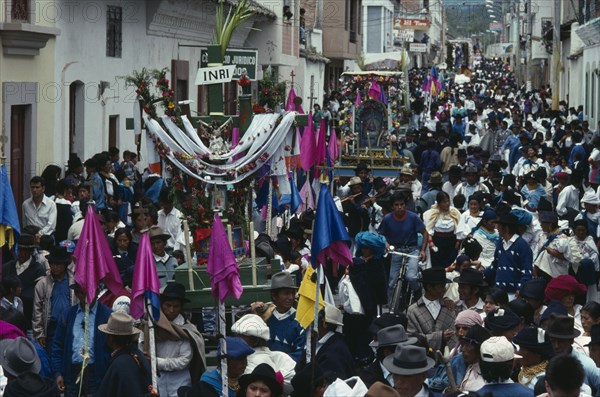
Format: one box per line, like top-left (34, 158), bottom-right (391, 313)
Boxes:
top-left (311, 184), bottom-right (352, 267)
top-left (279, 177), bottom-right (303, 214)
top-left (0, 164), bottom-right (20, 250)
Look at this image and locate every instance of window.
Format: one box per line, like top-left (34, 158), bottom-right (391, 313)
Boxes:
top-left (11, 0), bottom-right (30, 22)
top-left (349, 0), bottom-right (358, 43)
top-left (106, 6), bottom-right (122, 58)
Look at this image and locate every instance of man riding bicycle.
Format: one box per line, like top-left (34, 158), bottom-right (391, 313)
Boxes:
top-left (378, 192), bottom-right (429, 303)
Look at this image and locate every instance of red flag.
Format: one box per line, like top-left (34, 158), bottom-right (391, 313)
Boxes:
top-left (207, 214), bottom-right (243, 302)
top-left (73, 205), bottom-right (124, 305)
top-left (300, 112), bottom-right (317, 171)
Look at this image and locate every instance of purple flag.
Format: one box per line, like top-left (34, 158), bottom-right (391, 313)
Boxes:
top-left (316, 120), bottom-right (327, 166)
top-left (300, 112), bottom-right (317, 171)
top-left (207, 214), bottom-right (243, 302)
top-left (130, 232), bottom-right (161, 320)
top-left (73, 205), bottom-right (124, 305)
top-left (328, 129), bottom-right (339, 161)
top-left (285, 87), bottom-right (297, 111)
top-left (355, 90), bottom-right (362, 107)
top-left (368, 81), bottom-right (381, 100)
top-left (298, 179), bottom-right (315, 212)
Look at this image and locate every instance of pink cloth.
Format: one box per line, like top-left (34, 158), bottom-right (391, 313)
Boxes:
top-left (73, 205), bottom-right (124, 305)
top-left (368, 81), bottom-right (381, 100)
top-left (316, 120), bottom-right (327, 166)
top-left (328, 129), bottom-right (339, 161)
top-left (300, 112), bottom-right (317, 171)
top-left (455, 309), bottom-right (484, 326)
top-left (355, 90), bottom-right (362, 107)
top-left (130, 232), bottom-right (162, 320)
top-left (207, 214), bottom-right (243, 302)
top-left (285, 87), bottom-right (297, 111)
top-left (0, 320), bottom-right (25, 339)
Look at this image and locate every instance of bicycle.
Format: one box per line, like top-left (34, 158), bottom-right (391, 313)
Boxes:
top-left (387, 247), bottom-right (422, 314)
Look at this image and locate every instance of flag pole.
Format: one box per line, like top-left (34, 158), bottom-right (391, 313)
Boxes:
top-left (310, 263), bottom-right (322, 396)
top-left (220, 222), bottom-right (235, 397)
top-left (250, 221), bottom-right (257, 286)
top-left (145, 297), bottom-right (159, 392)
top-left (183, 220), bottom-right (195, 290)
top-left (266, 175), bottom-right (273, 238)
top-left (77, 302), bottom-right (89, 397)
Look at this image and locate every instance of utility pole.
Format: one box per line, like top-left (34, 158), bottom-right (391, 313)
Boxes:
top-left (526, 0), bottom-right (533, 92)
top-left (551, 0), bottom-right (561, 110)
top-left (514, 0), bottom-right (521, 87)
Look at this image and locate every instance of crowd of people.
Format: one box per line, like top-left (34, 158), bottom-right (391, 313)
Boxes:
top-left (3, 55), bottom-right (600, 397)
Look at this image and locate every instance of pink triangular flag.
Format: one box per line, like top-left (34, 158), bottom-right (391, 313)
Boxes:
top-left (328, 130), bottom-right (339, 161)
top-left (285, 87), bottom-right (297, 111)
top-left (316, 120), bottom-right (327, 166)
top-left (355, 90), bottom-right (362, 107)
top-left (368, 81), bottom-right (381, 100)
top-left (206, 214), bottom-right (243, 302)
top-left (130, 232), bottom-right (161, 320)
top-left (298, 179), bottom-right (315, 212)
top-left (300, 112), bottom-right (317, 171)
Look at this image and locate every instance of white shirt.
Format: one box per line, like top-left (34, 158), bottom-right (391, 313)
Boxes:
top-left (22, 195), bottom-right (57, 235)
top-left (380, 362), bottom-right (394, 386)
top-left (502, 234), bottom-right (519, 251)
top-left (556, 185), bottom-right (580, 216)
top-left (157, 208), bottom-right (183, 249)
top-left (153, 253), bottom-right (170, 263)
top-left (15, 257), bottom-right (32, 276)
top-left (422, 296), bottom-right (441, 320)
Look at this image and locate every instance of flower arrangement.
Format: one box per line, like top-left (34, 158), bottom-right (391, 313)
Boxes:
top-left (258, 68), bottom-right (286, 111)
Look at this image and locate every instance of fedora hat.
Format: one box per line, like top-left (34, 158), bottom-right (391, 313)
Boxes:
top-left (369, 324), bottom-right (418, 348)
top-left (324, 302), bottom-right (344, 327)
top-left (428, 171), bottom-right (443, 185)
top-left (161, 282), bottom-right (191, 303)
top-left (0, 337), bottom-right (41, 377)
top-left (17, 234), bottom-right (36, 250)
top-left (453, 268), bottom-right (487, 287)
top-left (98, 311), bottom-right (141, 336)
top-left (547, 313), bottom-right (581, 339)
top-left (148, 226), bottom-right (170, 241)
top-left (354, 162), bottom-right (371, 173)
top-left (348, 176), bottom-right (363, 187)
top-left (177, 381), bottom-right (220, 397)
top-left (265, 271), bottom-right (297, 290)
top-left (365, 382), bottom-right (400, 397)
top-left (239, 363), bottom-right (283, 397)
top-left (368, 312), bottom-right (408, 336)
top-left (539, 211), bottom-right (559, 224)
top-left (497, 213), bottom-right (519, 226)
top-left (420, 268), bottom-right (452, 285)
top-left (46, 247), bottom-right (71, 265)
top-left (383, 345), bottom-right (435, 376)
top-left (513, 327), bottom-right (553, 359)
top-left (400, 164), bottom-right (414, 176)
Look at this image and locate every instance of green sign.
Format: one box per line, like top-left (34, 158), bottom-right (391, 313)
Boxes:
top-left (200, 48), bottom-right (258, 80)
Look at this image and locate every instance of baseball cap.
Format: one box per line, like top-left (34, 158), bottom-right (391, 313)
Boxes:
top-left (480, 336), bottom-right (521, 362)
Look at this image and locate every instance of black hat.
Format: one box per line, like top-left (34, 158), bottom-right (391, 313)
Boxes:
top-left (463, 324), bottom-right (492, 346)
top-left (284, 221), bottom-right (305, 241)
top-left (368, 312), bottom-right (409, 335)
top-left (161, 282), bottom-right (190, 303)
top-left (485, 308), bottom-right (521, 331)
top-left (177, 381), bottom-right (219, 397)
top-left (355, 162), bottom-right (370, 174)
top-left (540, 301), bottom-right (568, 323)
top-left (539, 211), bottom-right (559, 224)
top-left (239, 364), bottom-right (283, 396)
top-left (420, 268), bottom-right (452, 285)
top-left (46, 247), bottom-right (71, 265)
top-left (453, 268), bottom-right (487, 287)
top-left (449, 165), bottom-right (463, 176)
top-left (17, 234), bottom-right (36, 250)
top-left (520, 278), bottom-right (547, 301)
top-left (513, 327), bottom-right (553, 358)
top-left (586, 324), bottom-right (600, 347)
top-left (265, 272), bottom-right (297, 290)
top-left (547, 313), bottom-right (581, 339)
top-left (497, 213), bottom-right (519, 226)
top-left (291, 363), bottom-right (335, 397)
top-left (500, 174), bottom-right (516, 186)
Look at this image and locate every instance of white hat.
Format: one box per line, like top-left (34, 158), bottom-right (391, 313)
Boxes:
top-left (480, 336), bottom-right (521, 362)
top-left (112, 296), bottom-right (131, 314)
top-left (581, 189), bottom-right (600, 205)
top-left (231, 314), bottom-right (270, 341)
top-left (324, 377), bottom-right (368, 397)
top-left (324, 302), bottom-right (344, 328)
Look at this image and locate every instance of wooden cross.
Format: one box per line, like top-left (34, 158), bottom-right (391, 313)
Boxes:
top-left (308, 77), bottom-right (318, 110)
top-left (290, 69), bottom-right (296, 86)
